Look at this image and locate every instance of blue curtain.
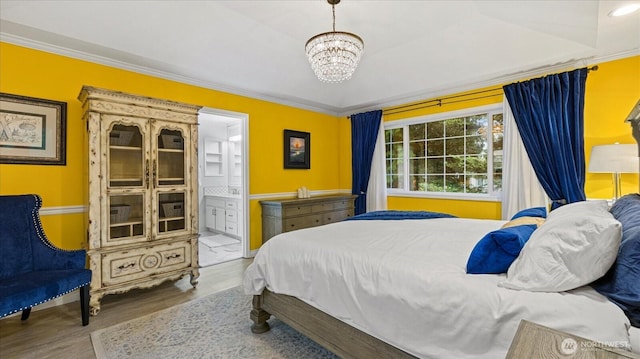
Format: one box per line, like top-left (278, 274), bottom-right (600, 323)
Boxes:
top-left (503, 68), bottom-right (588, 210)
top-left (351, 110), bottom-right (383, 215)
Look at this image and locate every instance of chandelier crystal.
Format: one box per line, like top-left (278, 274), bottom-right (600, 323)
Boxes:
top-left (305, 0), bottom-right (364, 83)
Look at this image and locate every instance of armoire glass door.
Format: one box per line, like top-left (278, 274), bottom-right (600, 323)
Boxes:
top-left (107, 123), bottom-right (146, 244)
top-left (155, 127), bottom-right (189, 235)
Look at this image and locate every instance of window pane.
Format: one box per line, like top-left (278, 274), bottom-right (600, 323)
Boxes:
top-left (466, 175), bottom-right (488, 194)
top-left (410, 158), bottom-right (425, 174)
top-left (426, 157), bottom-right (444, 174)
top-left (426, 139), bottom-right (444, 156)
top-left (391, 128), bottom-right (403, 142)
top-left (409, 123), bottom-right (426, 140)
top-left (445, 138), bottom-right (464, 155)
top-left (445, 118), bottom-right (465, 137)
top-left (493, 153), bottom-right (503, 173)
top-left (466, 155), bottom-right (487, 173)
top-left (493, 113), bottom-right (504, 151)
top-left (409, 141), bottom-right (425, 158)
top-left (465, 135), bottom-right (485, 155)
top-left (427, 121), bottom-right (444, 139)
top-left (387, 159), bottom-right (404, 176)
top-left (385, 129), bottom-right (392, 142)
top-left (385, 143), bottom-right (392, 158)
top-left (426, 175), bottom-right (444, 192)
top-left (466, 115), bottom-right (488, 135)
top-left (391, 143), bottom-right (404, 159)
top-left (493, 173), bottom-right (502, 192)
top-left (410, 175), bottom-right (426, 191)
top-left (445, 175), bottom-right (465, 192)
top-left (387, 174), bottom-right (402, 189)
top-left (445, 156), bottom-right (464, 174)
top-left (386, 159), bottom-right (393, 174)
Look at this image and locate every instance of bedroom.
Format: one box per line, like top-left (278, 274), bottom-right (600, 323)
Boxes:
top-left (1, 1), bottom-right (639, 358)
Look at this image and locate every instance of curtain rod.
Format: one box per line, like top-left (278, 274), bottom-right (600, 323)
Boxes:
top-left (348, 65), bottom-right (599, 118)
top-left (383, 87), bottom-right (503, 116)
top-left (381, 65), bottom-right (599, 117)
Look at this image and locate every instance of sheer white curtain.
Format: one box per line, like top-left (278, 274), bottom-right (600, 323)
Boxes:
top-left (366, 116), bottom-right (387, 212)
top-left (501, 98), bottom-right (548, 219)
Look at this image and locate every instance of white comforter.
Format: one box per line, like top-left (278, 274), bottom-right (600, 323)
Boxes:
top-left (243, 218), bottom-right (631, 358)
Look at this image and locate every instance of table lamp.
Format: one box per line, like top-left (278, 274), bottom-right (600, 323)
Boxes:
top-left (588, 143), bottom-right (639, 201)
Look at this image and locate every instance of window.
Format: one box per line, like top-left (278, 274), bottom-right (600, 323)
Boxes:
top-left (385, 105), bottom-right (503, 199)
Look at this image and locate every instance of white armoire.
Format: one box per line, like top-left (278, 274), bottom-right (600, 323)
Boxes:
top-left (79, 86), bottom-right (201, 315)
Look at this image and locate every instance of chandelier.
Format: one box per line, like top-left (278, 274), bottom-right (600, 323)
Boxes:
top-left (305, 0), bottom-right (364, 83)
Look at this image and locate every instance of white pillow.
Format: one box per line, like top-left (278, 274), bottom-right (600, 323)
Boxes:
top-left (500, 200), bottom-right (621, 292)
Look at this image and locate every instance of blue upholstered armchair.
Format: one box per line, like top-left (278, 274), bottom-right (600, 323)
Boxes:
top-left (0, 194), bottom-right (91, 326)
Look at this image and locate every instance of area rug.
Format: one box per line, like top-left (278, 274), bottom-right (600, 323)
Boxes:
top-left (91, 286), bottom-right (338, 359)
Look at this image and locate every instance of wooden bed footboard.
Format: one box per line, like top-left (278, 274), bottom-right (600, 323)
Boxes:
top-left (251, 289), bottom-right (417, 359)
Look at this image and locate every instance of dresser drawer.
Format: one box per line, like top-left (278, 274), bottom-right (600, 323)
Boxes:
top-left (284, 214), bottom-right (322, 232)
top-left (312, 203), bottom-right (334, 213)
top-left (284, 205), bottom-right (312, 217)
top-left (101, 241), bottom-right (191, 286)
top-left (333, 199), bottom-right (353, 210)
top-left (322, 209), bottom-right (352, 224)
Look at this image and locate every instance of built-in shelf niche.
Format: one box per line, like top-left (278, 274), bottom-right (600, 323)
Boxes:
top-left (204, 138), bottom-right (223, 177)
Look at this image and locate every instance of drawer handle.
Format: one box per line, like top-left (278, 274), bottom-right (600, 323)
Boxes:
top-left (290, 224), bottom-right (296, 227)
top-left (166, 253), bottom-right (181, 260)
top-left (327, 217), bottom-right (331, 221)
top-left (118, 262), bottom-right (136, 270)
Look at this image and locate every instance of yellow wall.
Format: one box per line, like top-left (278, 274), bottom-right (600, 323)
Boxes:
top-left (383, 56), bottom-right (640, 217)
top-left (584, 56), bottom-right (640, 198)
top-left (1, 40), bottom-right (638, 249)
top-left (0, 42), bottom-right (350, 250)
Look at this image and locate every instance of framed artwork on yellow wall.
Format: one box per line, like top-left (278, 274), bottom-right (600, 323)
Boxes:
top-left (284, 129), bottom-right (310, 169)
top-left (0, 93), bottom-right (67, 165)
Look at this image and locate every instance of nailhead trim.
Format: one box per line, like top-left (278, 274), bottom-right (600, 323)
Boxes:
top-left (31, 195), bottom-right (80, 253)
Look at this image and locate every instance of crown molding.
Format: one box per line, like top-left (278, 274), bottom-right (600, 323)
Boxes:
top-left (0, 28), bottom-right (341, 117)
top-left (3, 24), bottom-right (638, 119)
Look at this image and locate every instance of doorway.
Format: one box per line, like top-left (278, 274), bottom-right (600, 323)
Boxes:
top-left (197, 108), bottom-right (249, 267)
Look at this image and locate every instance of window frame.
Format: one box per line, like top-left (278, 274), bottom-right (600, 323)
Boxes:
top-left (384, 104), bottom-right (503, 202)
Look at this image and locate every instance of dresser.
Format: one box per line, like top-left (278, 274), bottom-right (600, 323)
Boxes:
top-left (260, 194), bottom-right (357, 243)
top-left (79, 86), bottom-right (201, 315)
top-left (507, 320), bottom-right (638, 359)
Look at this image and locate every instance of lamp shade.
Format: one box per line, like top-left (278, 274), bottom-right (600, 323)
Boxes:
top-left (588, 144), bottom-right (639, 173)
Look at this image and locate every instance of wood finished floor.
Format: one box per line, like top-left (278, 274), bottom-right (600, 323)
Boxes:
top-left (0, 258), bottom-right (253, 359)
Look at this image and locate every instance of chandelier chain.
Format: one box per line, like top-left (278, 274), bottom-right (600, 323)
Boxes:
top-left (332, 3), bottom-right (336, 32)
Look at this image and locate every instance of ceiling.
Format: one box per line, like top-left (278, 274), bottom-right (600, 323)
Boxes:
top-left (1, 1), bottom-right (639, 116)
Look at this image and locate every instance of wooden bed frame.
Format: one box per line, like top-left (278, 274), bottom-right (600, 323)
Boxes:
top-left (250, 289), bottom-right (417, 359)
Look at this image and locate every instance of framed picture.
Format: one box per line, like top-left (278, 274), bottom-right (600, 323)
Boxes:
top-left (284, 129), bottom-right (310, 169)
top-left (0, 93), bottom-right (67, 165)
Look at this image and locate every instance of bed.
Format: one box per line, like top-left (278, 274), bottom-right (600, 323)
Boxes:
top-left (244, 195), bottom-right (640, 358)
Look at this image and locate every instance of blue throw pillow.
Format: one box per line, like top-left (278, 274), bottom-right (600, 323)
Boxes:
top-left (466, 225), bottom-right (538, 274)
top-left (511, 207), bottom-right (547, 220)
top-left (592, 194), bottom-right (640, 327)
